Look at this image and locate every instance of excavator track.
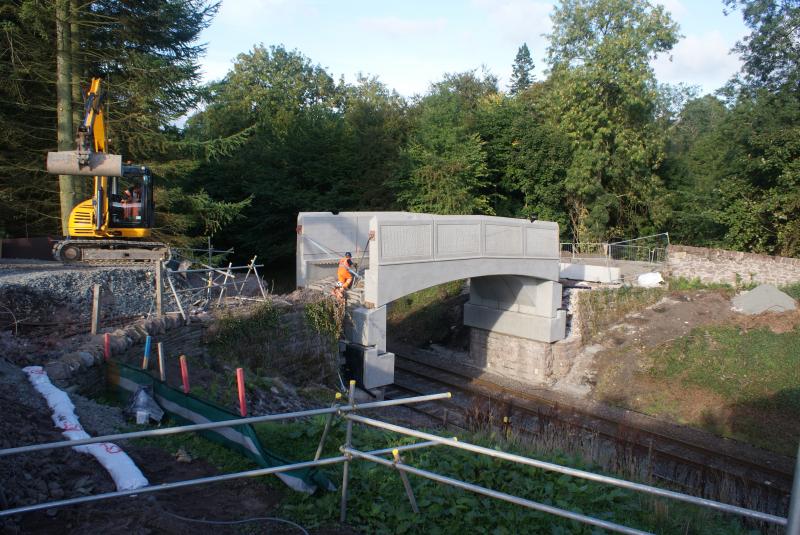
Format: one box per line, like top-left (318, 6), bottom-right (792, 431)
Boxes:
top-left (53, 239), bottom-right (170, 265)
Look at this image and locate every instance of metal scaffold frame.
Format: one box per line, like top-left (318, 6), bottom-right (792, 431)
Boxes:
top-left (1, 384), bottom-right (797, 535)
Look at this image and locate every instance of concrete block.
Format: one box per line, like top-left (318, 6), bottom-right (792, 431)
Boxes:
top-left (559, 263), bottom-right (621, 283)
top-left (464, 303), bottom-right (566, 343)
top-left (344, 344), bottom-right (395, 389)
top-left (344, 306), bottom-right (387, 352)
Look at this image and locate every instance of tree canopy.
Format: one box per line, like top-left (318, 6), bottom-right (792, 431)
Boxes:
top-left (1, 0), bottom-right (799, 262)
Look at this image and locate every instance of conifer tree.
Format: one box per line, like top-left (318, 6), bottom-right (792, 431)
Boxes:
top-left (509, 43), bottom-right (534, 95)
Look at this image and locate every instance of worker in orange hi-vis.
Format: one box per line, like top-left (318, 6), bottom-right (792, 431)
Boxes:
top-left (337, 252), bottom-right (355, 289)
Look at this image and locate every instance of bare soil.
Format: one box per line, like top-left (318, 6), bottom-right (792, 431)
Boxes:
top-left (592, 290), bottom-right (736, 400)
top-left (0, 354), bottom-right (354, 535)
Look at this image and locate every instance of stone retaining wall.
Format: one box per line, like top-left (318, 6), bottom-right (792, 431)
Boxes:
top-left (468, 328), bottom-right (579, 385)
top-left (667, 245), bottom-right (800, 286)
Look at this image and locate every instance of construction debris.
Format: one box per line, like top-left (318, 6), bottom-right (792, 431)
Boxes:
top-left (731, 284), bottom-right (797, 315)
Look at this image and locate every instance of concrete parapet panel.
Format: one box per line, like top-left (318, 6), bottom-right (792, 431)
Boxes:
top-left (463, 303), bottom-right (566, 342)
top-left (485, 224), bottom-right (523, 256)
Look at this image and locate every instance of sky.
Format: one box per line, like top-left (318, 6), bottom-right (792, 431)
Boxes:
top-left (197, 0), bottom-right (750, 98)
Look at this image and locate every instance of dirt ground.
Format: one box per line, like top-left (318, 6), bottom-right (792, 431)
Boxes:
top-left (591, 290), bottom-right (736, 400)
top-left (0, 347), bottom-right (360, 535)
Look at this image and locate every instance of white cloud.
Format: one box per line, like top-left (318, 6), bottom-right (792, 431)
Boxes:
top-left (358, 16), bottom-right (447, 37)
top-left (655, 0), bottom-right (687, 21)
top-left (653, 30), bottom-right (742, 92)
top-left (471, 0), bottom-right (554, 46)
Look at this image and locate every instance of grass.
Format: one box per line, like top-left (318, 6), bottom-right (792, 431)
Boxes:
top-left (781, 282), bottom-right (800, 300)
top-left (133, 411), bottom-right (761, 535)
top-left (647, 324), bottom-right (800, 455)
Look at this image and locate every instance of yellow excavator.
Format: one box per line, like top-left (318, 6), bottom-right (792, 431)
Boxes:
top-left (46, 78), bottom-right (169, 263)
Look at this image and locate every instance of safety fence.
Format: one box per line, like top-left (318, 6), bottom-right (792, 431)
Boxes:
top-left (1, 380), bottom-right (797, 534)
top-left (561, 233), bottom-right (670, 269)
top-left (162, 254), bottom-right (268, 321)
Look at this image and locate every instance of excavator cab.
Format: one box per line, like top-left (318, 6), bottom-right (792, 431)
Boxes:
top-left (107, 175), bottom-right (154, 229)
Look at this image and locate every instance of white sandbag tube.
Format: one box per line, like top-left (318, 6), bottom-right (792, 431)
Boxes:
top-left (23, 366), bottom-right (149, 491)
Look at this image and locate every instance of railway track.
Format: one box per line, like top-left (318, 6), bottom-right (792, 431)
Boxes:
top-left (384, 348), bottom-right (795, 518)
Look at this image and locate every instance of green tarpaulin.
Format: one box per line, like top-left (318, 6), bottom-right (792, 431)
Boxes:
top-left (108, 361), bottom-right (335, 493)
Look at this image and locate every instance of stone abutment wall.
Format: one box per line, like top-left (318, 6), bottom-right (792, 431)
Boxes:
top-left (667, 245), bottom-right (800, 286)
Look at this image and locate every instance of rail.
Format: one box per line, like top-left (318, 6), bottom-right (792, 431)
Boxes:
top-left (1, 382), bottom-right (797, 534)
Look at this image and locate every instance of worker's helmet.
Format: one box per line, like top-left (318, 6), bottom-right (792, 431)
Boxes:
top-left (345, 252), bottom-right (352, 258)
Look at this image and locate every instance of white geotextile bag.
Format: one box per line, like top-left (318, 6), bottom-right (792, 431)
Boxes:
top-left (23, 366), bottom-right (149, 491)
top-left (637, 272), bottom-right (664, 288)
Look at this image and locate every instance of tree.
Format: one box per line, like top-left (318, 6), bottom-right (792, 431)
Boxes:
top-left (184, 46), bottom-right (355, 258)
top-left (483, 87), bottom-right (572, 227)
top-left (661, 95), bottom-right (730, 246)
top-left (0, 0), bottom-right (221, 239)
top-left (509, 43), bottom-right (535, 95)
top-left (724, 0), bottom-right (800, 92)
top-left (396, 70), bottom-right (498, 215)
top-left (546, 0), bottom-right (679, 241)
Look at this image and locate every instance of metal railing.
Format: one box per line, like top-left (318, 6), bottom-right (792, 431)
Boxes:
top-left (560, 233), bottom-right (670, 268)
top-left (2, 382), bottom-right (796, 534)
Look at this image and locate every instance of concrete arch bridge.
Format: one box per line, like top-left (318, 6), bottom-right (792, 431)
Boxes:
top-left (296, 212), bottom-right (568, 389)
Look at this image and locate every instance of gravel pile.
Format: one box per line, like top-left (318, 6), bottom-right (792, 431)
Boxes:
top-left (0, 266), bottom-right (165, 323)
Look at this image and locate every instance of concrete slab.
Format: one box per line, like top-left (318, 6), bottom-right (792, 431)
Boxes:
top-left (731, 284), bottom-right (797, 315)
top-left (560, 262), bottom-right (621, 283)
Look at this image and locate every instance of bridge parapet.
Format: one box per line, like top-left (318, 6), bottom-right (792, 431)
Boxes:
top-left (363, 213), bottom-right (560, 308)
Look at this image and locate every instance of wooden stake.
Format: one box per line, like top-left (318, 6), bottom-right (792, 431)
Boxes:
top-left (103, 333), bottom-right (110, 361)
top-left (236, 368), bottom-right (247, 417)
top-left (91, 284), bottom-right (101, 335)
top-left (155, 261), bottom-right (163, 318)
top-left (157, 342), bottom-right (166, 382)
top-left (179, 355), bottom-right (189, 394)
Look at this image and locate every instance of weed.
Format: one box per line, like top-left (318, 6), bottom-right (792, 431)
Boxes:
top-left (304, 296), bottom-right (344, 351)
top-left (667, 277), bottom-right (735, 292)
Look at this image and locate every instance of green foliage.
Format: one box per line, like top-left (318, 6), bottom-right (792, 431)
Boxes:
top-left (184, 46), bottom-right (406, 259)
top-left (781, 282), bottom-right (800, 300)
top-left (724, 0), bottom-right (800, 92)
top-left (304, 297), bottom-right (344, 351)
top-left (666, 277), bottom-right (736, 292)
top-left (395, 70), bottom-right (498, 216)
top-left (269, 418), bottom-right (751, 534)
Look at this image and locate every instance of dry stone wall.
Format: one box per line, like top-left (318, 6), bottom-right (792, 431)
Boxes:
top-left (667, 245), bottom-right (800, 286)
